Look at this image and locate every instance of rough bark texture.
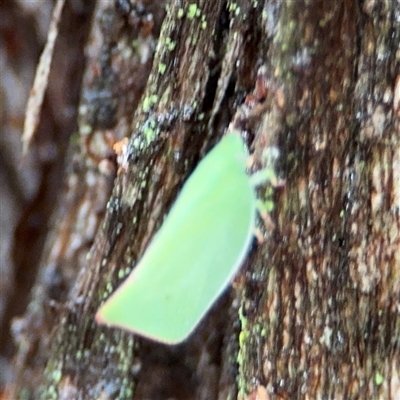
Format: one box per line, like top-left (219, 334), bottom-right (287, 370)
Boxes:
top-left (4, 0), bottom-right (400, 399)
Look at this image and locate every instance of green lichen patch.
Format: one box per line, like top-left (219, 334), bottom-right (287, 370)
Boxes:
top-left (142, 117), bottom-right (158, 144)
top-left (187, 4), bottom-right (201, 19)
top-left (158, 62), bottom-right (167, 74)
top-left (165, 37), bottom-right (176, 51)
top-left (142, 94), bottom-right (159, 112)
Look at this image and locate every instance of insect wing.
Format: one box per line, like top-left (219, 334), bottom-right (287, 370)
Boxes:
top-left (96, 134), bottom-right (256, 343)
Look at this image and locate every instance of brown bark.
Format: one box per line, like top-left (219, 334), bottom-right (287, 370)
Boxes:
top-left (6, 0), bottom-right (400, 399)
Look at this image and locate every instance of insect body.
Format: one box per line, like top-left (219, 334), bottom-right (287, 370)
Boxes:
top-left (96, 133), bottom-right (256, 344)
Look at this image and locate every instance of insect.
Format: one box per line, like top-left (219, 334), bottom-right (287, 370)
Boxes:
top-left (96, 133), bottom-right (259, 344)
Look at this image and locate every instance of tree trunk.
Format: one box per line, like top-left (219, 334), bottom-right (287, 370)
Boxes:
top-left (10, 0), bottom-right (400, 399)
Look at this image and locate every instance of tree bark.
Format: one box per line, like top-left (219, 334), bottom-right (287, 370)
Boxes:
top-left (10, 0), bottom-right (400, 399)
